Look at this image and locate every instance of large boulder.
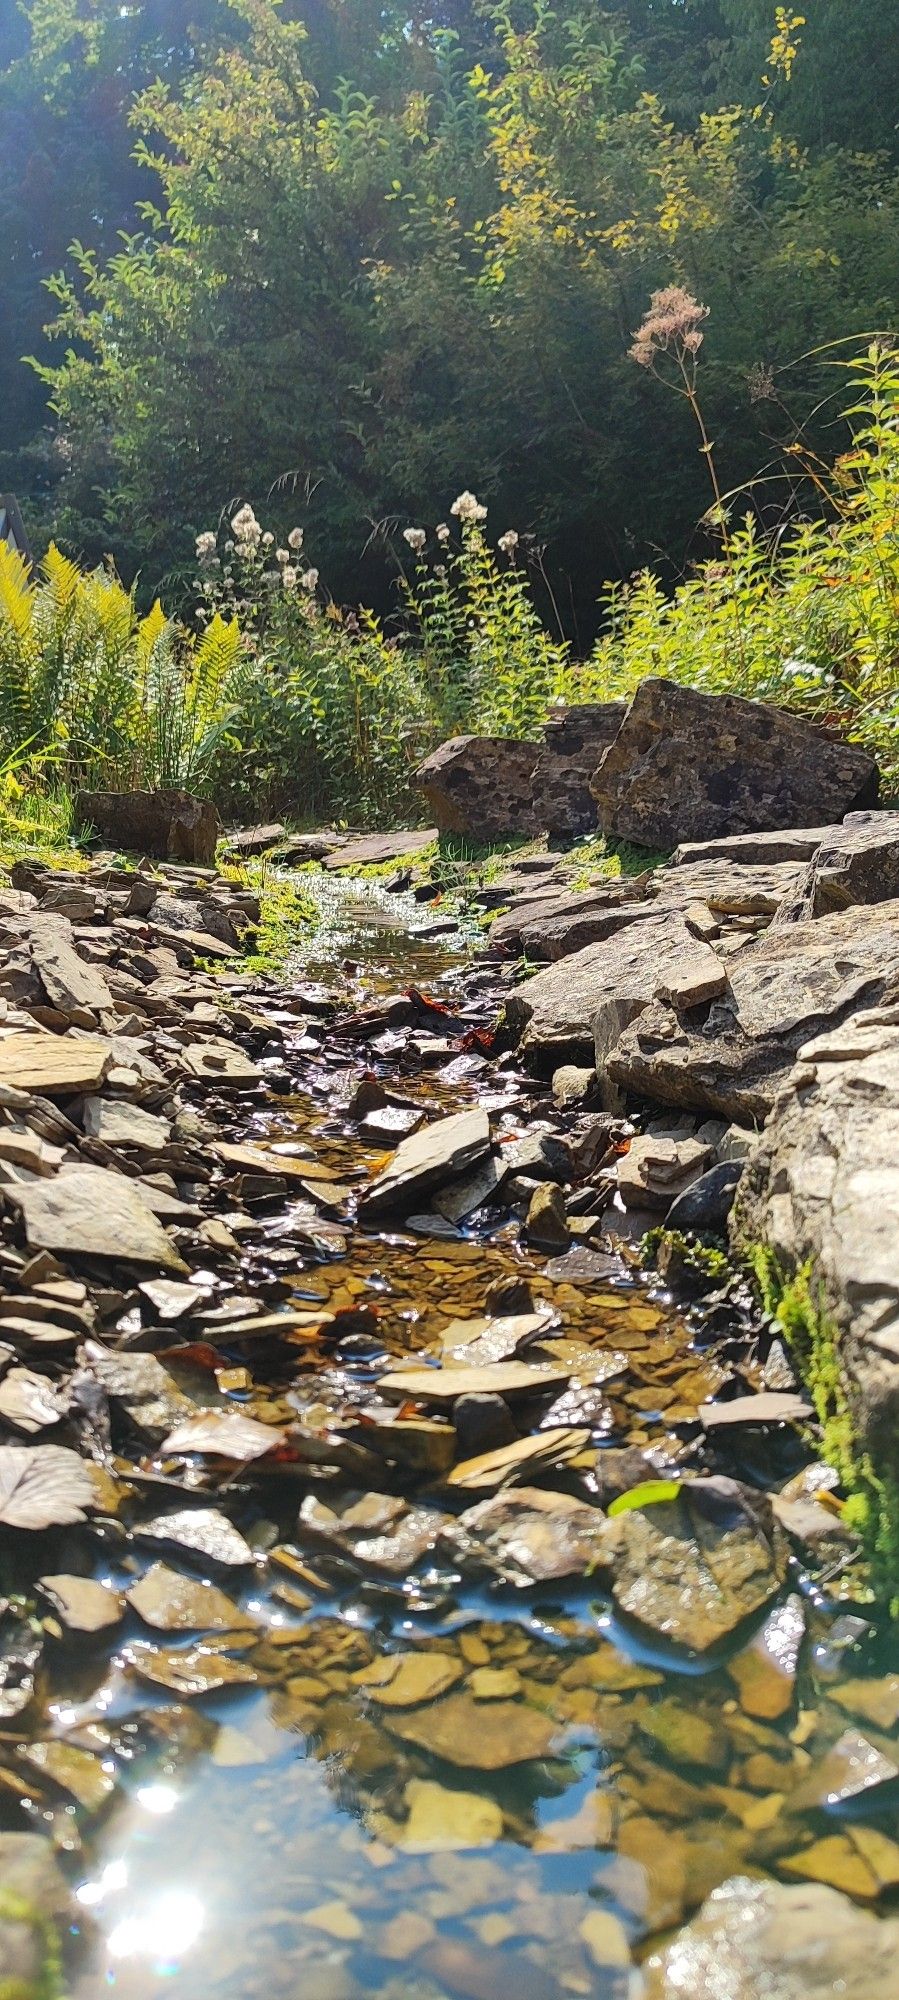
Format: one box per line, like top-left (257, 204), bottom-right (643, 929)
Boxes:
top-left (644, 1877), bottom-right (899, 2000)
top-left (733, 1011), bottom-right (899, 1497)
top-left (76, 788), bottom-right (220, 864)
top-left (774, 809), bottom-right (899, 923)
top-left (531, 701), bottom-right (627, 836)
top-left (590, 679), bottom-right (878, 850)
top-left (415, 736), bottom-right (541, 840)
top-left (606, 904), bottom-right (899, 1122)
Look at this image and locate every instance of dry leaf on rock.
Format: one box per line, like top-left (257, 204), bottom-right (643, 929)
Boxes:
top-left (0, 1444), bottom-right (94, 1529)
top-left (0, 1367), bottom-right (66, 1434)
top-left (159, 1411), bottom-right (287, 1462)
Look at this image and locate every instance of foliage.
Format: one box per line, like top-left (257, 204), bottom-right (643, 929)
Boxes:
top-left (7, 0), bottom-right (899, 620)
top-left (588, 341), bottom-right (899, 793)
top-left (0, 541), bottom-right (245, 793)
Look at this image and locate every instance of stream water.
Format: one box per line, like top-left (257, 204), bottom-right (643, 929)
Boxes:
top-left (13, 876), bottom-right (897, 1997)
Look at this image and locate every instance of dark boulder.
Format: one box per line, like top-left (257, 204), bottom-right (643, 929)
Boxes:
top-left (590, 679), bottom-right (878, 851)
top-left (415, 736), bottom-right (542, 840)
top-left (76, 789), bottom-right (220, 865)
top-left (531, 701), bottom-right (627, 836)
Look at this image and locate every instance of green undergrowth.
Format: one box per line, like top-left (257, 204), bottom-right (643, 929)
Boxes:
top-left (750, 1246), bottom-right (899, 1605)
top-left (217, 857), bottom-right (318, 975)
top-left (642, 1227), bottom-right (731, 1285)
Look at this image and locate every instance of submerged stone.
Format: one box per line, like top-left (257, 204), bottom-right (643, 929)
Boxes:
top-left (644, 1876), bottom-right (899, 2000)
top-left (610, 1478), bottom-right (780, 1652)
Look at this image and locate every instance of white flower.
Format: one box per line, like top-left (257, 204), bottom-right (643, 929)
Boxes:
top-left (281, 566), bottom-right (297, 589)
top-left (436, 522), bottom-right (450, 543)
top-left (231, 503), bottom-right (261, 543)
top-left (262, 530), bottom-right (274, 547)
top-left (403, 527), bottom-right (427, 552)
top-left (450, 489), bottom-right (487, 524)
top-left (276, 548), bottom-right (289, 564)
top-left (195, 531), bottom-right (217, 560)
top-left (288, 526), bottom-right (304, 550)
top-left (497, 529), bottom-right (519, 556)
top-left (300, 567), bottom-right (319, 591)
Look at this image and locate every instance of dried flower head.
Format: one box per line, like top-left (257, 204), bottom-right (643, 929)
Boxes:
top-left (300, 568), bottom-right (320, 592)
top-left (747, 361), bottom-right (776, 404)
top-left (231, 503), bottom-right (261, 544)
top-left (450, 490), bottom-right (488, 524)
top-left (497, 529), bottom-right (519, 556)
top-left (195, 531), bottom-right (217, 560)
top-left (287, 527), bottom-right (304, 550)
top-left (436, 522), bottom-right (450, 543)
top-left (281, 566), bottom-right (297, 590)
top-left (276, 548), bottom-right (289, 564)
top-left (262, 530), bottom-right (274, 547)
top-left (628, 287), bottom-right (709, 369)
top-left (403, 527), bottom-right (427, 552)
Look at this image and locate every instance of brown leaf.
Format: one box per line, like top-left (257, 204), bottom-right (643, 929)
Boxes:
top-left (159, 1411), bottom-right (286, 1461)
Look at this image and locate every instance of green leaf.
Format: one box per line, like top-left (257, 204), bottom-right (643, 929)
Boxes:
top-left (607, 1479), bottom-right (682, 1516)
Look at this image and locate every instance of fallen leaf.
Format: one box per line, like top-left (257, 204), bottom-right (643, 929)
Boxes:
top-left (0, 1444), bottom-right (94, 1529)
top-left (159, 1411), bottom-right (287, 1461)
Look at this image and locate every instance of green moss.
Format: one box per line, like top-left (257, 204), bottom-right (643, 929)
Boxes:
top-left (0, 1890), bottom-right (64, 2000)
top-left (642, 1226), bottom-right (731, 1286)
top-left (216, 857), bottom-right (318, 974)
top-left (747, 1245), bottom-right (899, 1604)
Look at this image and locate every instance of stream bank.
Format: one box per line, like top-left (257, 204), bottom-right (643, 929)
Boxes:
top-left (0, 848), bottom-right (896, 1998)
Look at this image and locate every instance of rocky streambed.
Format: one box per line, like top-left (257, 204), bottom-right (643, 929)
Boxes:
top-left (0, 838), bottom-right (896, 1998)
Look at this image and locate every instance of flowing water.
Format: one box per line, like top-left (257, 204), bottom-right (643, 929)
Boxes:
top-left (13, 877), bottom-right (898, 1996)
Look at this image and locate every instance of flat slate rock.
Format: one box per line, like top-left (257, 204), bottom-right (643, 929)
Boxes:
top-left (504, 912), bottom-right (726, 1069)
top-left (610, 1476), bottom-right (780, 1652)
top-left (591, 678), bottom-right (878, 851)
top-left (322, 828), bottom-right (437, 870)
top-left (774, 808), bottom-right (899, 923)
top-left (0, 1032), bottom-right (112, 1094)
top-left (671, 827), bottom-right (835, 868)
top-left (608, 903), bottom-right (899, 1121)
top-left (357, 1107), bottom-right (492, 1216)
top-left (10, 1165), bottom-right (185, 1270)
top-left (29, 923), bottom-right (114, 1014)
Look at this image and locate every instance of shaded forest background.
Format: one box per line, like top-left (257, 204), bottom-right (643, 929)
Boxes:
top-left (2, 0), bottom-right (899, 631)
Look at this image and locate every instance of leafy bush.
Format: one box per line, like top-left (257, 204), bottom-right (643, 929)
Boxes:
top-left (589, 341), bottom-right (899, 794)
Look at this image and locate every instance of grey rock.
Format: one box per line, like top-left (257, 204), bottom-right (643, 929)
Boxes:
top-left (525, 1181), bottom-right (570, 1249)
top-left (358, 1107), bottom-right (492, 1216)
top-left (610, 1476), bottom-right (780, 1651)
top-left (650, 856), bottom-right (806, 916)
top-left (490, 886), bottom-right (650, 962)
top-left (28, 919), bottom-right (113, 1016)
top-left (608, 904), bottom-right (899, 1121)
top-left (733, 1023), bottom-right (899, 1494)
top-left (671, 827), bottom-right (835, 868)
top-left (415, 735), bottom-right (542, 840)
top-left (665, 1160), bottom-right (743, 1232)
top-left (531, 701), bottom-right (628, 835)
top-left (644, 1877), bottom-right (899, 2000)
top-left (82, 1098), bottom-right (172, 1150)
top-left (223, 822), bottom-right (287, 856)
top-left (452, 1393), bottom-right (518, 1459)
top-left (617, 1133), bottom-right (715, 1213)
top-left (551, 1064), bottom-right (598, 1110)
top-left (590, 679), bottom-right (878, 850)
top-left (76, 787), bottom-right (220, 864)
top-left (775, 808), bottom-right (899, 922)
top-left (10, 1165), bottom-right (186, 1270)
top-left (504, 912), bottom-right (727, 1069)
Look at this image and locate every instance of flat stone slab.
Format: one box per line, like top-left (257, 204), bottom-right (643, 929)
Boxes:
top-left (322, 828), bottom-right (437, 871)
top-left (357, 1107), bottom-right (492, 1215)
top-left (591, 678), bottom-right (878, 850)
top-left (608, 904), bottom-right (899, 1121)
top-left (671, 828), bottom-right (835, 867)
top-left (504, 913), bottom-right (727, 1069)
top-left (9, 1165), bottom-right (185, 1270)
top-left (775, 809), bottom-right (899, 922)
top-left (29, 921), bottom-right (114, 1015)
top-left (0, 1032), bottom-right (112, 1094)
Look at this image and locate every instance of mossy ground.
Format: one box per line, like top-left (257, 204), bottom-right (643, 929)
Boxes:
top-left (749, 1246), bottom-right (899, 1606)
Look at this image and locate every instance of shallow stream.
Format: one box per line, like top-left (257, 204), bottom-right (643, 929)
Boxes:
top-left (13, 876), bottom-right (898, 1997)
